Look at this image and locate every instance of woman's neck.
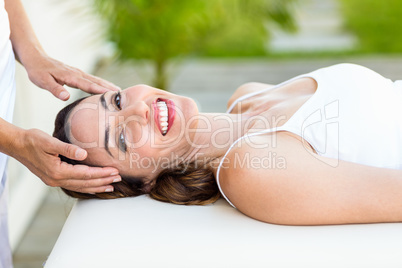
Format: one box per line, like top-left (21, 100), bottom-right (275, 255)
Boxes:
top-left (179, 112), bottom-right (253, 166)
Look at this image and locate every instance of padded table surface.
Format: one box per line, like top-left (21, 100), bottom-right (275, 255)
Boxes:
top-left (45, 196), bottom-right (402, 268)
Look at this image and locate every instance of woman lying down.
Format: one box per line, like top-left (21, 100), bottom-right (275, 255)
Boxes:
top-left (53, 63), bottom-right (402, 226)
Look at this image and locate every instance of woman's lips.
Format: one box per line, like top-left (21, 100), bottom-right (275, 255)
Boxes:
top-left (166, 99), bottom-right (176, 135)
top-left (152, 98), bottom-right (175, 136)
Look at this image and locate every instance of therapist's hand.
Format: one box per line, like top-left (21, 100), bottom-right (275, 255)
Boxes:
top-left (15, 128), bottom-right (121, 193)
top-left (23, 53), bottom-right (120, 101)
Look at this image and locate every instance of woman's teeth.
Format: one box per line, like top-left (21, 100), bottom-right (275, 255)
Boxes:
top-left (157, 101), bottom-right (169, 135)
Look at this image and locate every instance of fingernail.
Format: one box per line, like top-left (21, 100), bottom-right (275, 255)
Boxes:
top-left (105, 187), bottom-right (114, 192)
top-left (110, 171), bottom-right (119, 176)
top-left (75, 149), bottom-right (86, 159)
top-left (59, 91), bottom-right (70, 100)
top-left (113, 177), bottom-right (121, 183)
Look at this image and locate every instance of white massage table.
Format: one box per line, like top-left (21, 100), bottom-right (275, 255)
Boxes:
top-left (45, 195), bottom-right (402, 268)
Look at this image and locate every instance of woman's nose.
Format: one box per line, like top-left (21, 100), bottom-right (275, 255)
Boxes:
top-left (121, 101), bottom-right (149, 126)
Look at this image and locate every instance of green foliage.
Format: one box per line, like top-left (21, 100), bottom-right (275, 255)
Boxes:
top-left (199, 0), bottom-right (297, 57)
top-left (93, 0), bottom-right (296, 89)
top-left (339, 0), bottom-right (402, 53)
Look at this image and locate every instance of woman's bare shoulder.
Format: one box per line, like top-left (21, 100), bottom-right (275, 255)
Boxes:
top-left (217, 132), bottom-right (287, 206)
top-left (227, 82), bottom-right (274, 112)
top-left (217, 132), bottom-right (402, 225)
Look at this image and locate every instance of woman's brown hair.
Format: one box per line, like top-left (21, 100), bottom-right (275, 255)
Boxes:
top-left (53, 96), bottom-right (221, 205)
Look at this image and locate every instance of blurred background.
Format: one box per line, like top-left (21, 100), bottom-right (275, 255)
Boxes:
top-left (8, 0), bottom-right (402, 266)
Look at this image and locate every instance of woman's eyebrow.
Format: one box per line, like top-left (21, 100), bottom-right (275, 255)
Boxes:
top-left (100, 92), bottom-right (107, 110)
top-left (100, 93), bottom-right (113, 157)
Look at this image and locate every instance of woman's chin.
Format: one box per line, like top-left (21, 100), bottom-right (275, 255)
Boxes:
top-left (188, 97), bottom-right (199, 115)
top-left (183, 97), bottom-right (200, 140)
top-left (177, 96), bottom-right (198, 118)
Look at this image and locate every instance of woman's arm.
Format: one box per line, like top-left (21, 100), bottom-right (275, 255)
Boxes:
top-left (219, 133), bottom-right (402, 225)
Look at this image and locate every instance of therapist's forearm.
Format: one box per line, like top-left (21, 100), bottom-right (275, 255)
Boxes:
top-left (5, 0), bottom-right (46, 67)
top-left (0, 117), bottom-right (25, 159)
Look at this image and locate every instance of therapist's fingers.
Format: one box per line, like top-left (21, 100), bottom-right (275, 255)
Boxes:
top-left (17, 129), bottom-right (121, 193)
top-left (63, 75), bottom-right (117, 95)
top-left (50, 140), bottom-right (117, 180)
top-left (55, 163), bottom-right (120, 193)
top-left (37, 72), bottom-right (71, 101)
top-left (26, 55), bottom-right (120, 100)
top-left (79, 70), bottom-right (121, 92)
top-left (75, 186), bottom-right (115, 194)
top-left (59, 65), bottom-right (120, 94)
top-left (50, 137), bottom-right (88, 161)
top-left (59, 162), bottom-right (119, 180)
top-left (62, 176), bottom-right (121, 193)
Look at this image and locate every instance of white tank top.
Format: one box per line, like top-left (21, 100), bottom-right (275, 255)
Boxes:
top-left (216, 63), bottom-right (402, 208)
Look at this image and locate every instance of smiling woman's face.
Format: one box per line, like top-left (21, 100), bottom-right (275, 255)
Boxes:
top-left (67, 84), bottom-right (199, 182)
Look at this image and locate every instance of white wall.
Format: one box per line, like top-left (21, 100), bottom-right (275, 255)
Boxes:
top-left (7, 0), bottom-right (109, 251)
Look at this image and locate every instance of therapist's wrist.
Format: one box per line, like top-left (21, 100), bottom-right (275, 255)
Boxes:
top-left (6, 127), bottom-right (27, 160)
top-left (0, 118), bottom-right (25, 159)
top-left (16, 44), bottom-right (47, 70)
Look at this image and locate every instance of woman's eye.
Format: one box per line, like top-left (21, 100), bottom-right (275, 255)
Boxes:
top-left (114, 92), bottom-right (122, 110)
top-left (119, 130), bottom-right (127, 152)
